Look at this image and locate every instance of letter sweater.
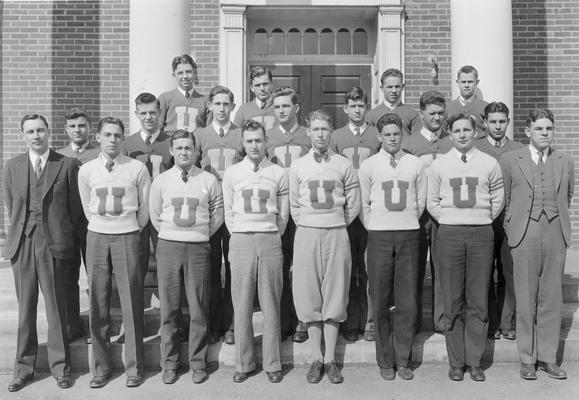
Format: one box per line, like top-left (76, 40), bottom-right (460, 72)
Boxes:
top-left (266, 125), bottom-right (311, 169)
top-left (194, 124), bottom-right (244, 181)
top-left (158, 88), bottom-right (209, 133)
top-left (121, 131), bottom-right (174, 179)
top-left (402, 131), bottom-right (453, 169)
top-left (365, 103), bottom-right (419, 135)
top-left (289, 149), bottom-right (360, 228)
top-left (330, 125), bottom-right (381, 170)
top-left (446, 96), bottom-right (489, 138)
top-left (474, 137), bottom-right (525, 161)
top-left (233, 101), bottom-right (277, 131)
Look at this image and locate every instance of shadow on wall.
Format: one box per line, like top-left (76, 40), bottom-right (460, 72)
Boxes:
top-left (1, 0), bottom-right (5, 245)
top-left (512, 0), bottom-right (548, 143)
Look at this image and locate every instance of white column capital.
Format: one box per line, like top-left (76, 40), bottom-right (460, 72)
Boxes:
top-left (221, 4), bottom-right (247, 29)
top-left (378, 4), bottom-right (405, 29)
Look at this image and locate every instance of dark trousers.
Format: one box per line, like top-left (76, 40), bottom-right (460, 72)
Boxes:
top-left (280, 217), bottom-right (304, 334)
top-left (63, 228), bottom-right (87, 338)
top-left (12, 228), bottom-right (70, 379)
top-left (157, 239), bottom-right (210, 370)
top-left (436, 224), bottom-right (493, 368)
top-left (209, 224), bottom-right (232, 334)
top-left (342, 217), bottom-right (370, 333)
top-left (367, 230), bottom-right (420, 369)
top-left (87, 230), bottom-right (144, 377)
top-left (140, 221), bottom-right (158, 275)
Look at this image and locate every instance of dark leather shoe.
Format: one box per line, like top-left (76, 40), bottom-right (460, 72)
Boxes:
top-left (468, 366), bottom-right (485, 382)
top-left (397, 367), bottom-right (414, 380)
top-left (89, 374), bottom-right (110, 389)
top-left (306, 360), bottom-right (324, 383)
top-left (325, 361), bottom-right (343, 384)
top-left (192, 369), bottom-right (208, 384)
top-left (8, 377), bottom-right (30, 392)
top-left (116, 333), bottom-right (125, 344)
top-left (85, 336), bottom-right (93, 344)
top-left (488, 330), bottom-right (501, 340)
top-left (448, 367), bottom-right (464, 381)
top-left (126, 375), bottom-right (144, 387)
top-left (380, 368), bottom-right (396, 380)
top-left (224, 330), bottom-right (235, 345)
top-left (266, 371), bottom-right (283, 383)
top-left (501, 330), bottom-right (516, 340)
top-left (162, 369), bottom-right (178, 384)
top-left (538, 361), bottom-right (567, 379)
top-left (207, 331), bottom-right (221, 345)
top-left (56, 375), bottom-right (73, 389)
top-left (292, 331), bottom-right (308, 343)
top-left (233, 371), bottom-right (250, 383)
top-left (342, 330), bottom-right (359, 342)
top-left (363, 330), bottom-right (376, 342)
top-left (520, 363), bottom-right (537, 380)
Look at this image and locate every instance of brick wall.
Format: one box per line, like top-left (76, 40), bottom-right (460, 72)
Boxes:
top-left (190, 0), bottom-right (220, 96)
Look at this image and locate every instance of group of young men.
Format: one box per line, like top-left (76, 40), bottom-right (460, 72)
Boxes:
top-left (3, 54), bottom-right (573, 393)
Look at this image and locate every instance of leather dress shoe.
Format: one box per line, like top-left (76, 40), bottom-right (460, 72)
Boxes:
top-left (56, 375), bottom-right (73, 389)
top-left (89, 374), bottom-right (111, 389)
top-left (126, 375), bottom-right (144, 387)
top-left (67, 330), bottom-right (84, 343)
top-left (162, 369), bottom-right (178, 384)
top-left (233, 370), bottom-right (255, 383)
top-left (192, 369), bottom-right (208, 384)
top-left (397, 367), bottom-right (414, 380)
top-left (207, 331), bottom-right (221, 345)
top-left (116, 333), bottom-right (125, 344)
top-left (325, 361), bottom-right (343, 384)
top-left (363, 330), bottom-right (376, 342)
top-left (342, 330), bottom-right (359, 342)
top-left (380, 368), bottom-right (396, 381)
top-left (538, 361), bottom-right (567, 379)
top-left (306, 360), bottom-right (324, 383)
top-left (448, 367), bottom-right (464, 381)
top-left (8, 377), bottom-right (31, 392)
top-left (85, 336), bottom-right (93, 344)
top-left (520, 363), bottom-right (537, 380)
top-left (501, 329), bottom-right (516, 340)
top-left (292, 331), bottom-right (308, 343)
top-left (468, 366), bottom-right (485, 382)
top-left (224, 329), bottom-right (235, 345)
top-left (488, 330), bottom-right (501, 340)
top-left (266, 371), bottom-right (283, 383)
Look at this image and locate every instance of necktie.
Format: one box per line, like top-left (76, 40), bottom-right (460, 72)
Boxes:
top-left (181, 170), bottom-right (188, 183)
top-left (219, 127), bottom-right (225, 138)
top-left (461, 153), bottom-right (467, 163)
top-left (354, 127), bottom-right (360, 136)
top-left (105, 160), bottom-right (114, 172)
top-left (145, 135), bottom-right (152, 145)
top-left (431, 133), bottom-right (438, 143)
top-left (260, 101), bottom-right (267, 110)
top-left (495, 140), bottom-right (501, 148)
top-left (537, 151), bottom-right (544, 168)
top-left (185, 91), bottom-right (190, 99)
top-left (73, 147), bottom-right (80, 155)
top-left (390, 156), bottom-right (397, 169)
top-left (253, 163), bottom-right (259, 172)
top-left (35, 157), bottom-right (42, 179)
top-left (313, 152), bottom-right (328, 163)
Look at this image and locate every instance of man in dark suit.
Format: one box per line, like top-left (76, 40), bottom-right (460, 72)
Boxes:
top-left (57, 108), bottom-right (100, 344)
top-left (500, 109), bottom-right (574, 380)
top-left (3, 114), bottom-right (83, 391)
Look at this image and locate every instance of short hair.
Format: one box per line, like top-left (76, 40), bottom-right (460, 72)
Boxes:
top-left (171, 54), bottom-right (197, 72)
top-left (98, 116), bottom-right (125, 134)
top-left (419, 91), bottom-right (446, 110)
top-left (241, 120), bottom-right (265, 138)
top-left (484, 102), bottom-right (510, 119)
top-left (526, 109), bottom-right (555, 127)
top-left (249, 66), bottom-right (273, 84)
top-left (380, 68), bottom-right (404, 86)
top-left (64, 108), bottom-right (91, 123)
top-left (170, 129), bottom-right (195, 147)
top-left (448, 112), bottom-right (476, 131)
top-left (20, 114), bottom-right (49, 131)
top-left (457, 65), bottom-right (479, 80)
top-left (135, 92), bottom-right (160, 109)
top-left (306, 109), bottom-right (333, 129)
top-left (271, 86), bottom-right (299, 105)
top-left (376, 113), bottom-right (403, 133)
top-left (344, 86), bottom-right (368, 105)
top-left (209, 85), bottom-right (234, 104)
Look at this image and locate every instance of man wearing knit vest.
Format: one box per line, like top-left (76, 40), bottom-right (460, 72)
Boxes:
top-left (78, 117), bottom-right (151, 388)
top-left (223, 120), bottom-right (289, 384)
top-left (427, 113), bottom-right (504, 382)
top-left (57, 108), bottom-right (100, 344)
top-left (290, 110), bottom-right (360, 384)
top-left (446, 65), bottom-right (488, 138)
top-left (403, 91), bottom-right (453, 334)
top-left (159, 54), bottom-right (209, 133)
top-left (266, 86), bottom-right (310, 343)
top-left (476, 102), bottom-right (524, 342)
top-left (331, 86), bottom-right (380, 343)
top-left (365, 68), bottom-right (419, 136)
top-left (359, 113), bottom-right (426, 381)
top-left (149, 130), bottom-right (223, 385)
top-left (194, 85), bottom-right (244, 345)
top-left (233, 66), bottom-right (277, 131)
top-left (500, 109), bottom-right (574, 381)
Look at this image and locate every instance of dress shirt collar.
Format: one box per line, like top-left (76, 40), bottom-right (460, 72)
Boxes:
top-left (420, 127), bottom-right (439, 142)
top-left (348, 122), bottom-right (367, 135)
top-left (212, 120), bottom-right (232, 136)
top-left (140, 129), bottom-right (160, 144)
top-left (278, 123), bottom-right (298, 136)
top-left (452, 146), bottom-right (477, 162)
top-left (384, 99), bottom-right (401, 110)
top-left (529, 143), bottom-right (549, 164)
top-left (29, 149), bottom-right (50, 170)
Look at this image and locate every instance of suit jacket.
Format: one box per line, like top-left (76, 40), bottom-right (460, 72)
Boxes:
top-left (3, 150), bottom-right (83, 260)
top-left (499, 146), bottom-right (574, 248)
top-left (57, 142), bottom-right (100, 164)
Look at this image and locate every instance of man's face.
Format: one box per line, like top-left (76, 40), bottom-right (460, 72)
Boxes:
top-left (173, 63), bottom-right (195, 91)
top-left (64, 116), bottom-right (89, 146)
top-left (343, 99), bottom-right (367, 125)
top-left (242, 128), bottom-right (267, 164)
top-left (21, 118), bottom-right (50, 155)
top-left (485, 112), bottom-right (509, 141)
top-left (273, 95), bottom-right (299, 126)
top-left (135, 102), bottom-right (159, 134)
top-left (381, 76), bottom-right (404, 104)
top-left (379, 123), bottom-right (403, 155)
top-left (456, 72), bottom-right (479, 100)
top-left (170, 137), bottom-right (196, 171)
top-left (96, 123), bottom-right (124, 159)
top-left (210, 93), bottom-right (234, 125)
top-left (307, 119), bottom-right (332, 153)
top-left (525, 117), bottom-right (554, 152)
top-left (421, 104), bottom-right (446, 132)
top-left (450, 118), bottom-right (476, 153)
top-left (250, 74), bottom-right (272, 102)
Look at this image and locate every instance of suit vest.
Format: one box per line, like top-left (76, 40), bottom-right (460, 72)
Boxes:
top-left (530, 156), bottom-right (558, 221)
top-left (24, 161), bottom-right (45, 236)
